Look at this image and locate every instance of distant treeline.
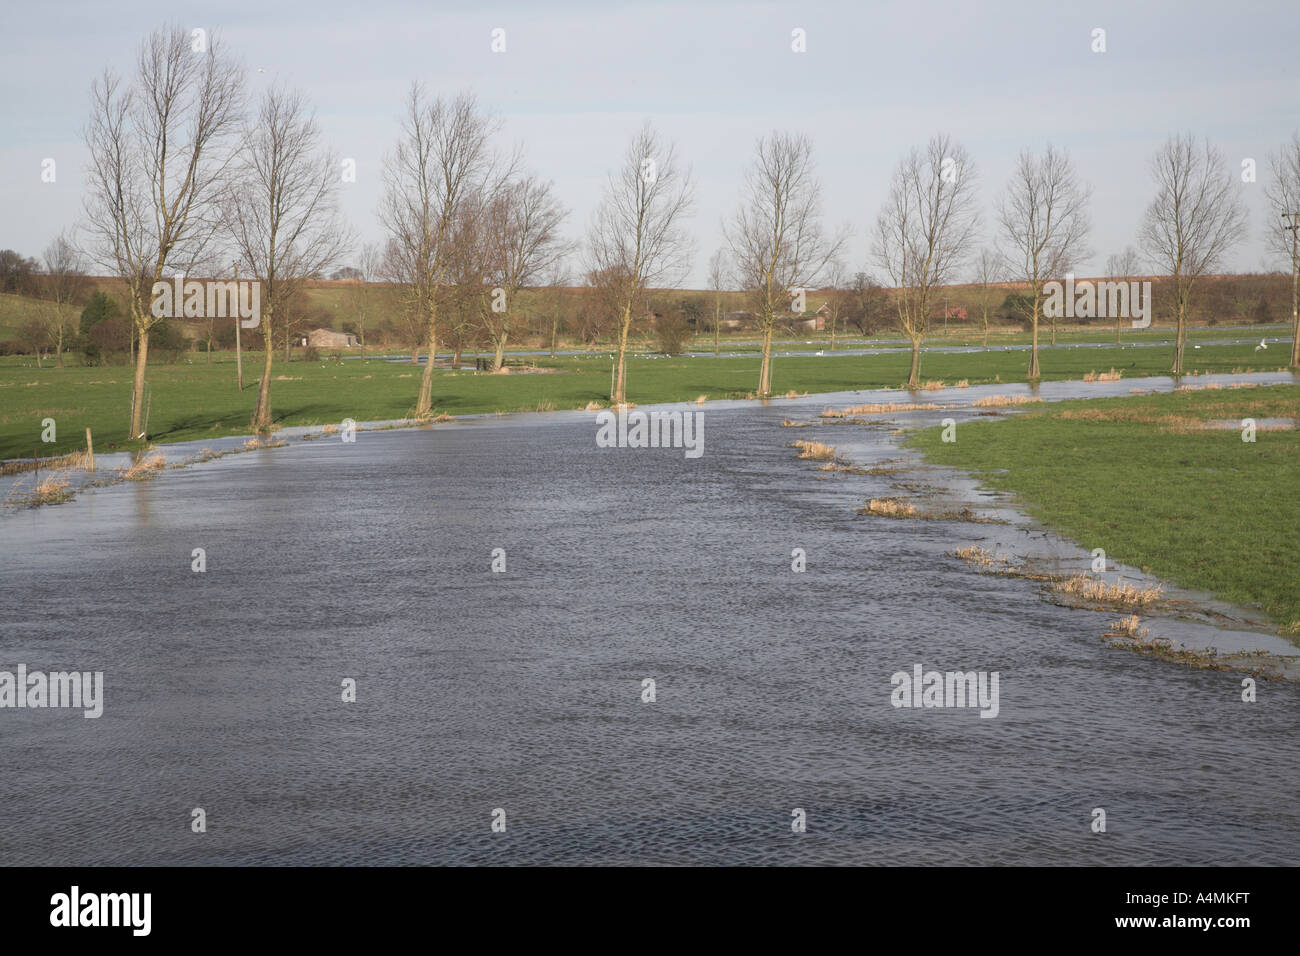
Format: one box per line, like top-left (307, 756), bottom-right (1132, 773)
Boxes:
top-left (0, 254), bottom-right (1293, 363)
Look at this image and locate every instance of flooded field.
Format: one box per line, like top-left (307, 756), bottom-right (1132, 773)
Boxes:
top-left (1, 373), bottom-right (1297, 865)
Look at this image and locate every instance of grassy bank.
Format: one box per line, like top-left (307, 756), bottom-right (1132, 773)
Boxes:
top-left (1, 340), bottom-right (1294, 460)
top-left (909, 385), bottom-right (1300, 635)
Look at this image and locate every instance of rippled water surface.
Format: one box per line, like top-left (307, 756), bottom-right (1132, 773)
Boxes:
top-left (2, 382), bottom-right (1298, 865)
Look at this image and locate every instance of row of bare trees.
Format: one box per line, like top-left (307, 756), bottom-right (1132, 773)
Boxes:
top-left (83, 26), bottom-right (246, 437)
top-left (81, 25), bottom-right (348, 434)
top-left (712, 129), bottom-right (1254, 392)
top-left (73, 25), bottom-right (1300, 435)
top-left (867, 132), bottom-right (1265, 386)
top-left (377, 85), bottom-right (573, 415)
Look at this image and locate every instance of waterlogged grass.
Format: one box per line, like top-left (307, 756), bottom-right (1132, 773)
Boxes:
top-left (689, 323), bottom-right (1291, 351)
top-left (0, 339), bottom-right (1291, 460)
top-left (791, 439), bottom-right (838, 461)
top-left (910, 385), bottom-right (1300, 634)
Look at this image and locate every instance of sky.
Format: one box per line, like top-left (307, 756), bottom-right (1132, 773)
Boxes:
top-left (3, 0), bottom-right (1298, 287)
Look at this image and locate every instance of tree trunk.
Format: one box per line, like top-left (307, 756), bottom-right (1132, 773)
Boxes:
top-left (550, 316), bottom-right (559, 357)
top-left (613, 306), bottom-right (631, 404)
top-left (1291, 260), bottom-right (1299, 369)
top-left (254, 312), bottom-right (274, 433)
top-left (1028, 302), bottom-right (1041, 380)
top-left (757, 322), bottom-right (775, 396)
top-left (830, 316), bottom-right (836, 352)
top-left (129, 327), bottom-right (150, 437)
top-left (452, 345), bottom-right (463, 369)
top-left (613, 337), bottom-right (627, 405)
top-left (907, 337), bottom-right (921, 388)
top-left (492, 335), bottom-right (506, 371)
top-left (1172, 297), bottom-right (1186, 375)
top-left (613, 348), bottom-right (627, 405)
top-left (416, 322), bottom-right (437, 416)
top-left (713, 304), bottom-right (720, 356)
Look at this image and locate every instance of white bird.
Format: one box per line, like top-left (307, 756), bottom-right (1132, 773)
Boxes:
top-left (1255, 338), bottom-right (1268, 352)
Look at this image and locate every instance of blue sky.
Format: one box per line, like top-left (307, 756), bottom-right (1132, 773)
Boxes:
top-left (3, 0), bottom-right (1298, 286)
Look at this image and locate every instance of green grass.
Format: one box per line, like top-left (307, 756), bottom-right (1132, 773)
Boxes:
top-left (909, 385), bottom-right (1300, 634)
top-left (1, 339), bottom-right (1294, 460)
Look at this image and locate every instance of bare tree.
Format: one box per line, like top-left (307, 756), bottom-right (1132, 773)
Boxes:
top-left (224, 85), bottom-right (350, 433)
top-left (706, 248), bottom-right (729, 356)
top-left (380, 237), bottom-right (430, 364)
top-left (539, 263), bottom-right (572, 357)
top-left (345, 241), bottom-right (383, 348)
top-left (586, 122), bottom-right (694, 404)
top-left (40, 232), bottom-right (87, 367)
top-left (1105, 246), bottom-right (1141, 344)
top-left (845, 271), bottom-right (889, 336)
top-left (0, 251), bottom-right (40, 296)
top-left (475, 174), bottom-right (569, 369)
top-left (824, 259), bottom-right (847, 351)
top-left (1265, 132), bottom-right (1300, 368)
top-left (82, 24), bottom-right (244, 438)
top-left (1139, 134), bottom-right (1247, 374)
top-left (996, 145), bottom-right (1091, 378)
top-left (726, 132), bottom-right (846, 396)
top-left (442, 227), bottom-right (486, 370)
top-left (379, 85), bottom-right (504, 416)
top-left (581, 265), bottom-right (624, 348)
top-left (18, 318), bottom-right (51, 367)
top-left (873, 135), bottom-right (979, 388)
top-left (974, 248), bottom-right (1002, 349)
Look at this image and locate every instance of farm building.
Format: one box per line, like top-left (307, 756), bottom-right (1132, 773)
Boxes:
top-left (720, 310), bottom-right (756, 331)
top-left (302, 328), bottom-right (359, 348)
top-left (785, 302), bottom-right (830, 332)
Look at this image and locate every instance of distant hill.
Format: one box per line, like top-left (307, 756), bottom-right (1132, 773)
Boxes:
top-left (2, 272), bottom-right (1291, 344)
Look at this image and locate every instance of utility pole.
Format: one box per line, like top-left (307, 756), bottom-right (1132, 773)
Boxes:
top-left (234, 261), bottom-right (243, 390)
top-left (1284, 212), bottom-right (1299, 368)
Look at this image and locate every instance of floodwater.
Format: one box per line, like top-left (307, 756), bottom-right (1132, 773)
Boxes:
top-left (1, 372), bottom-right (1298, 865)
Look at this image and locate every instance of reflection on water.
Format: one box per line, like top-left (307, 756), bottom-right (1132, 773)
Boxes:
top-left (0, 377), bottom-right (1297, 865)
